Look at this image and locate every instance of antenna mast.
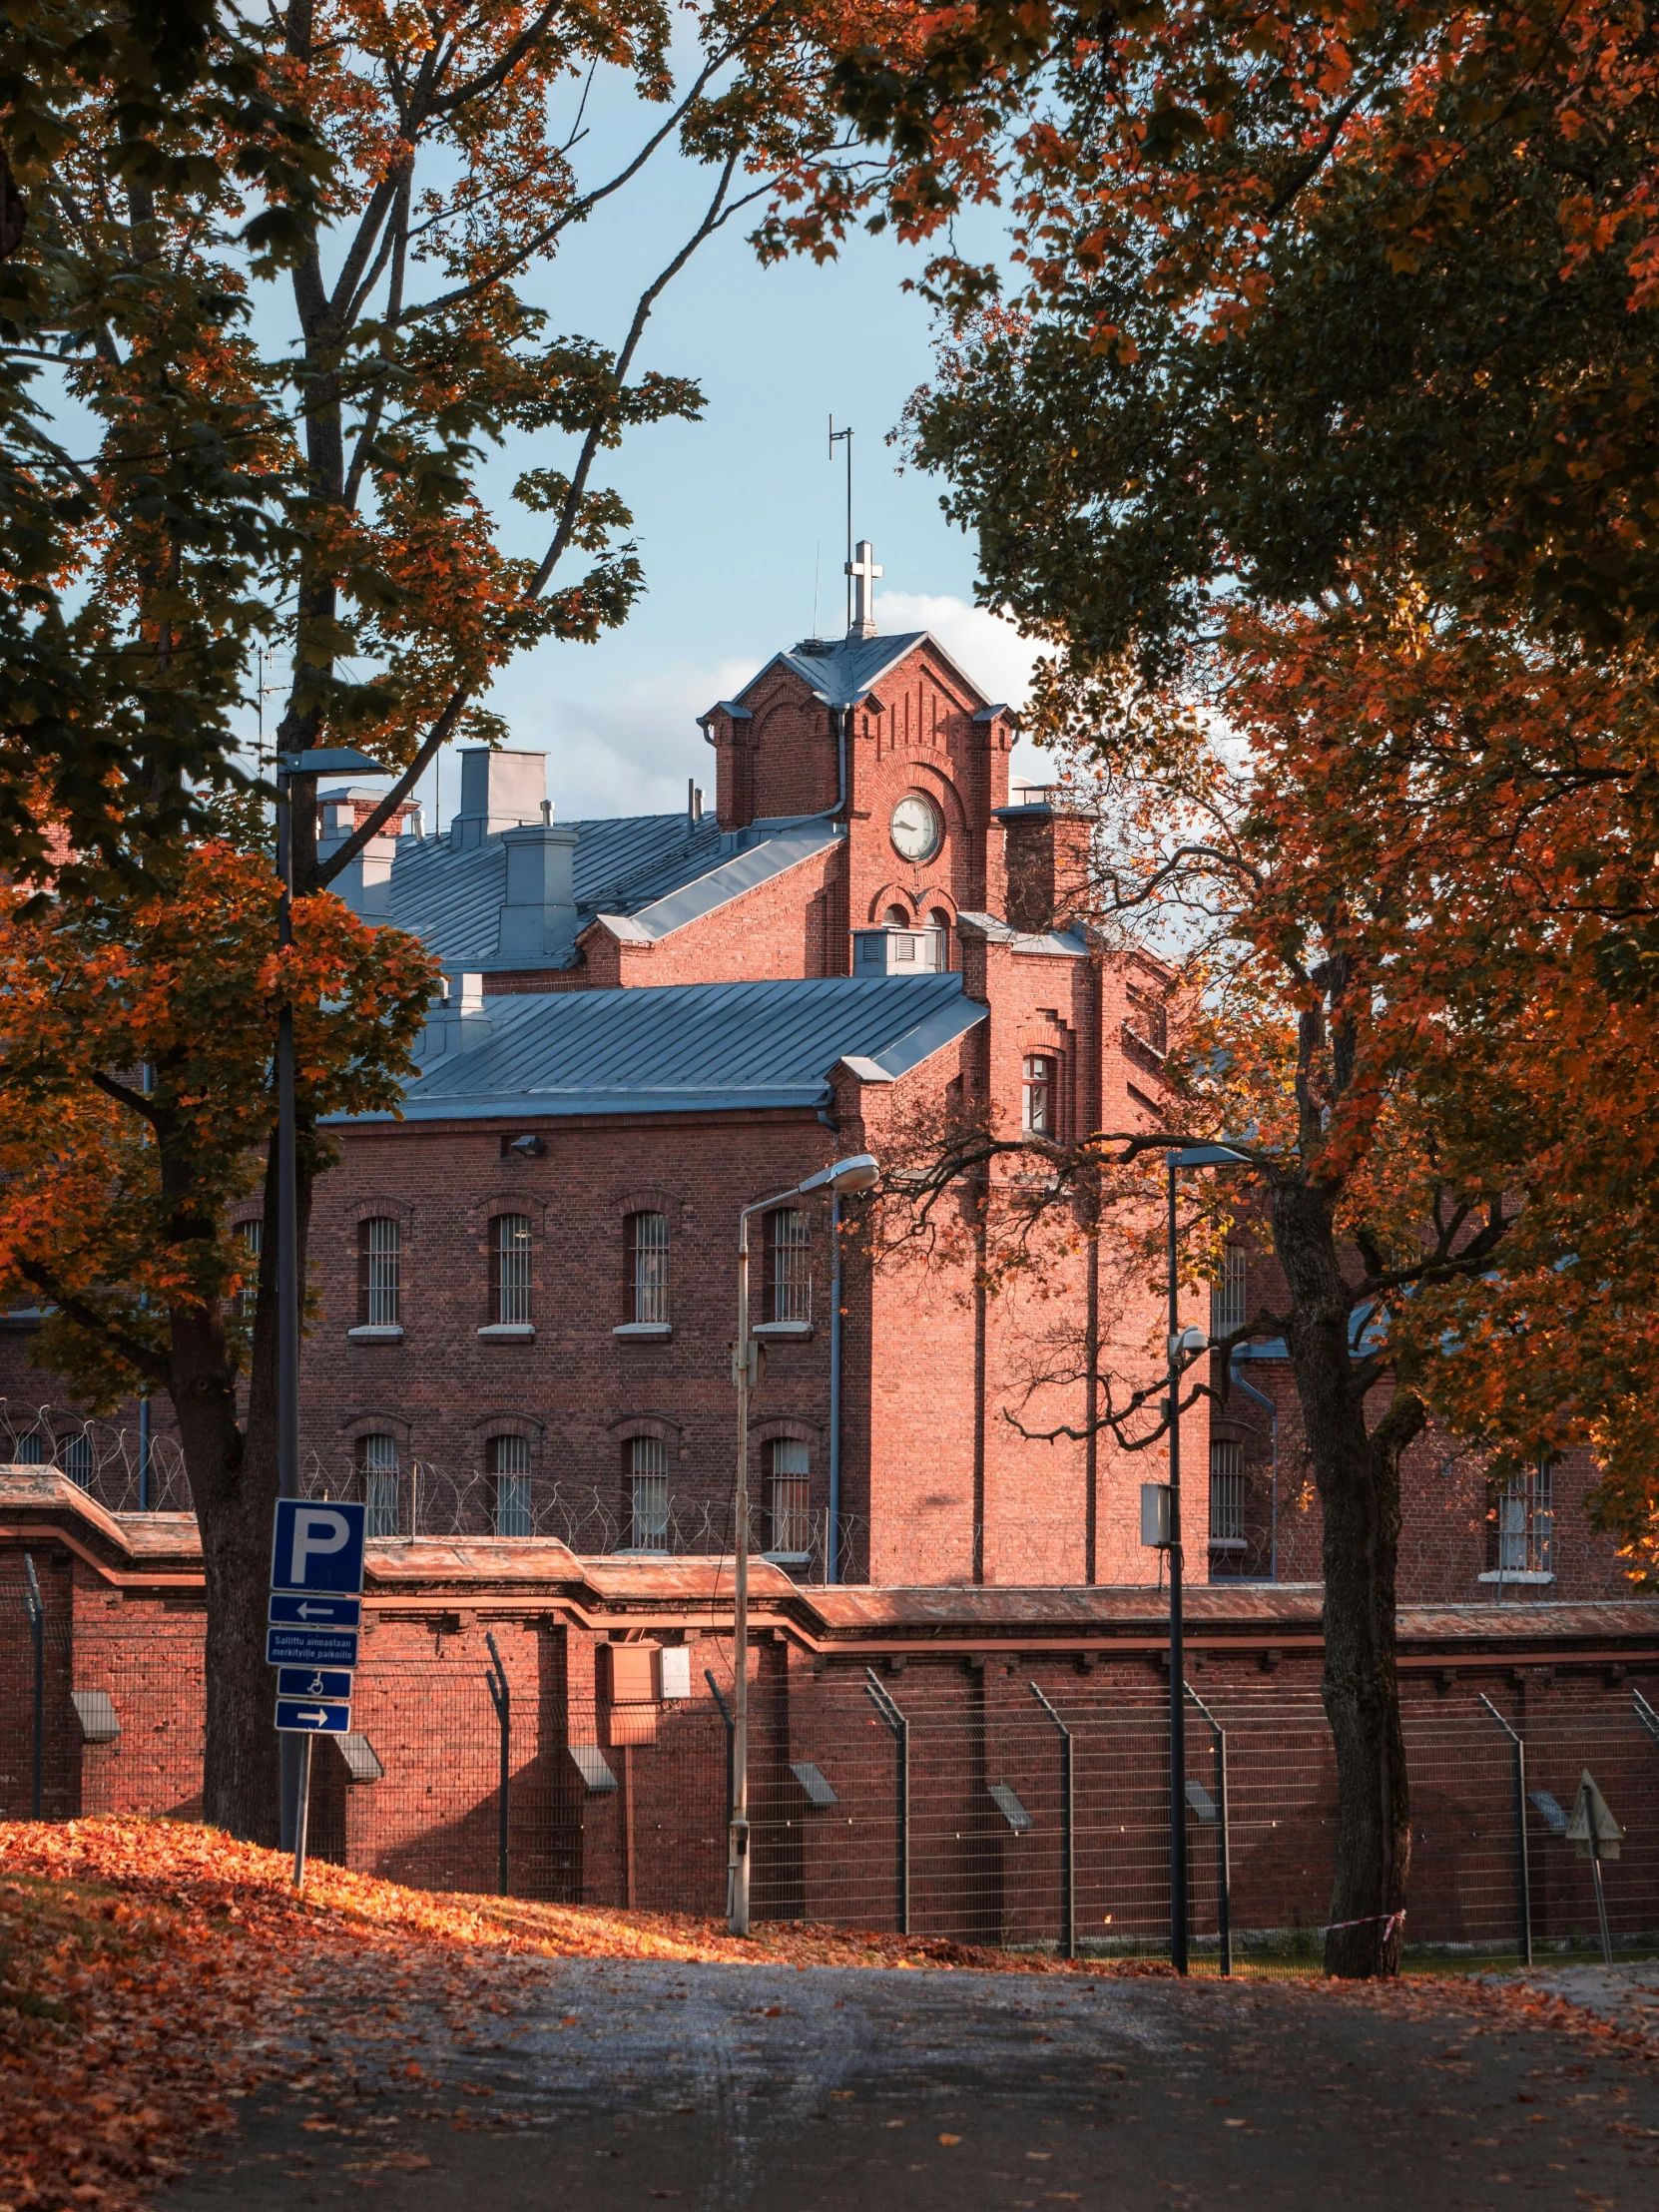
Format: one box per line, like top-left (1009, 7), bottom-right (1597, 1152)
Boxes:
top-left (829, 416), bottom-right (853, 633)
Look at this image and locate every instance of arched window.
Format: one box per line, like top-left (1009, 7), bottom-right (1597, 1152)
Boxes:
top-left (766, 1209), bottom-right (812, 1324)
top-left (1209, 1439), bottom-right (1244, 1545)
top-left (489, 1434), bottom-right (532, 1537)
top-left (925, 907), bottom-right (952, 971)
top-left (881, 902), bottom-right (910, 926)
top-left (1493, 1457), bottom-right (1554, 1576)
top-left (627, 1212), bottom-right (670, 1324)
top-left (12, 1433), bottom-right (43, 1465)
top-left (357, 1217), bottom-right (400, 1327)
top-left (769, 1438), bottom-right (811, 1557)
top-left (627, 1435), bottom-right (669, 1552)
top-left (238, 1219), bottom-right (263, 1319)
top-left (1211, 1247), bottom-right (1247, 1338)
top-left (62, 1433), bottom-right (94, 1490)
top-left (1022, 1054), bottom-right (1057, 1136)
top-left (358, 1432), bottom-right (400, 1537)
top-left (491, 1215), bottom-right (532, 1324)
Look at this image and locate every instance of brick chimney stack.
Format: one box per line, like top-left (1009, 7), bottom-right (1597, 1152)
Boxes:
top-left (996, 799), bottom-right (1095, 932)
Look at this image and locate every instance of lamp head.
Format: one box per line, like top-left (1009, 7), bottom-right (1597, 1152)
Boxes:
top-left (800, 1152), bottom-right (880, 1197)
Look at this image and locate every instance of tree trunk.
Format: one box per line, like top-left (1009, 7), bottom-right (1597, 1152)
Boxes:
top-left (1273, 1178), bottom-right (1420, 1976)
top-left (187, 1132), bottom-right (313, 1842)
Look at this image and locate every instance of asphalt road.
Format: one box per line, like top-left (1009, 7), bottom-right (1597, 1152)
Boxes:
top-left (165, 1958), bottom-right (1659, 2211)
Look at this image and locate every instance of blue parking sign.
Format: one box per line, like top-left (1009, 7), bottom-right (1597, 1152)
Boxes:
top-left (271, 1498), bottom-right (367, 1596)
top-left (276, 1666), bottom-right (353, 1703)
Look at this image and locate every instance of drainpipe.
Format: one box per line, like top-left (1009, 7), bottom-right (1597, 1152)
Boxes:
top-left (818, 1107), bottom-right (843, 1583)
top-left (828, 1189), bottom-right (842, 1584)
top-left (1229, 1355), bottom-right (1279, 1584)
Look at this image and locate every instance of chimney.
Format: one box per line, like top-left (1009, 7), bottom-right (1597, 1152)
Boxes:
top-left (998, 802), bottom-right (1094, 931)
top-left (495, 818), bottom-right (579, 958)
top-left (451, 749), bottom-right (548, 848)
top-left (317, 785), bottom-right (409, 920)
top-left (413, 972), bottom-right (491, 1064)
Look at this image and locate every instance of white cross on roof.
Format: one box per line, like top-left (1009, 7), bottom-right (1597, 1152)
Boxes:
top-left (845, 539), bottom-right (881, 639)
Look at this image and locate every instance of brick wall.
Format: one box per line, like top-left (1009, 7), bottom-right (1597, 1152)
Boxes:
top-left (9, 1490), bottom-right (1659, 1946)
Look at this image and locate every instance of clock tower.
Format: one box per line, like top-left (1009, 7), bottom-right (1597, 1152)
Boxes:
top-left (698, 544), bottom-right (1019, 974)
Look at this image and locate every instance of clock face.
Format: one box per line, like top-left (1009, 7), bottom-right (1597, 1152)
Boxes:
top-left (889, 794), bottom-right (941, 863)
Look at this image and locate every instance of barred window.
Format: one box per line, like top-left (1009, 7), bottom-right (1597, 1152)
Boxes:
top-left (238, 1219), bottom-right (263, 1320)
top-left (1127, 987), bottom-right (1169, 1056)
top-left (1209, 1438), bottom-right (1244, 1542)
top-left (1495, 1457), bottom-right (1554, 1575)
top-left (12, 1434), bottom-right (43, 1465)
top-left (1022, 1054), bottom-right (1056, 1136)
top-left (627, 1211), bottom-right (670, 1325)
top-left (628, 1436), bottom-right (669, 1552)
top-left (1211, 1247), bottom-right (1247, 1339)
top-left (489, 1434), bottom-right (532, 1537)
top-left (359, 1432), bottom-right (400, 1538)
top-left (491, 1214), bottom-right (533, 1325)
top-left (357, 1217), bottom-right (400, 1328)
top-left (61, 1433), bottom-right (94, 1490)
top-left (770, 1437), bottom-right (811, 1557)
top-left (768, 1209), bottom-right (812, 1324)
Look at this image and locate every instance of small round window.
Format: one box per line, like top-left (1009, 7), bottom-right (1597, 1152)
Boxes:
top-left (889, 794), bottom-right (941, 862)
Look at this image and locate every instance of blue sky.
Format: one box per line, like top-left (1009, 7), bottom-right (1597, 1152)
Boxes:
top-left (391, 64), bottom-right (1049, 828)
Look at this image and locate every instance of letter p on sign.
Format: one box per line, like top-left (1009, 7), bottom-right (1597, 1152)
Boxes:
top-left (271, 1497), bottom-right (368, 1596)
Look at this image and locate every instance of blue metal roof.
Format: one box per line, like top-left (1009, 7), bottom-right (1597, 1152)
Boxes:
top-left (742, 629), bottom-right (994, 713)
top-left (342, 972), bottom-right (986, 1124)
top-left (381, 813), bottom-right (839, 973)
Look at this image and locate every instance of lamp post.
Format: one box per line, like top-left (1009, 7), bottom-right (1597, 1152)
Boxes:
top-left (274, 746), bottom-right (389, 1851)
top-left (1163, 1142), bottom-right (1249, 1974)
top-left (728, 1150), bottom-right (878, 1936)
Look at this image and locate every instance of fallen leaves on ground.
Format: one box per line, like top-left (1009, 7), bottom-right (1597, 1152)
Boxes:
top-left (0, 1816), bottom-right (1157, 2211)
top-left (7, 1817), bottom-right (1650, 2212)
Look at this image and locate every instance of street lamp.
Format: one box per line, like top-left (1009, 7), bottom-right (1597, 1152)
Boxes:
top-left (728, 1151), bottom-right (879, 1936)
top-left (1161, 1142), bottom-right (1250, 1974)
top-left (275, 746), bottom-right (390, 1851)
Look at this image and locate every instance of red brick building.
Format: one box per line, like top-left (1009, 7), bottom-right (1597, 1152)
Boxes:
top-left (0, 586), bottom-right (1635, 1606)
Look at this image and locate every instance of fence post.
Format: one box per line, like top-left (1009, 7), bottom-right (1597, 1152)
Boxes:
top-left (1184, 1682), bottom-right (1231, 1976)
top-left (1477, 1692), bottom-right (1532, 1969)
top-left (22, 1554), bottom-right (42, 1820)
top-left (1029, 1683), bottom-right (1075, 1960)
top-left (864, 1670), bottom-right (909, 1936)
top-left (485, 1632), bottom-right (510, 1898)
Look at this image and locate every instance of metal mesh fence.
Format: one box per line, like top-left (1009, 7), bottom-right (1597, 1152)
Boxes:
top-left (5, 1577), bottom-right (1656, 1969)
top-left (0, 1400), bottom-right (867, 1581)
top-left (0, 1397), bottom-right (1507, 1593)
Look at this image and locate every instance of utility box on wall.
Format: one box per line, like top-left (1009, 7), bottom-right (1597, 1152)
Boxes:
top-left (599, 1641), bottom-right (661, 1745)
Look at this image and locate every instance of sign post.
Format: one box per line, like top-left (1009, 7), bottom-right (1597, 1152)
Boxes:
top-left (269, 1498), bottom-right (366, 1891)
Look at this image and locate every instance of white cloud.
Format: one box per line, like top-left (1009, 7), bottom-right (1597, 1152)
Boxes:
top-left (485, 654), bottom-right (760, 821)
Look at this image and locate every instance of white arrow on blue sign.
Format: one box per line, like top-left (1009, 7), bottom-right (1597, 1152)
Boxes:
top-left (269, 1593), bottom-right (361, 1628)
top-left (275, 1666), bottom-right (353, 1702)
top-left (267, 1625), bottom-right (359, 1669)
top-left (271, 1498), bottom-right (367, 1597)
top-left (276, 1699), bottom-right (351, 1735)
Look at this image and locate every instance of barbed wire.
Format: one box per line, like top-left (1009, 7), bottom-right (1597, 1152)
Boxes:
top-left (0, 1397), bottom-right (1529, 1597)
